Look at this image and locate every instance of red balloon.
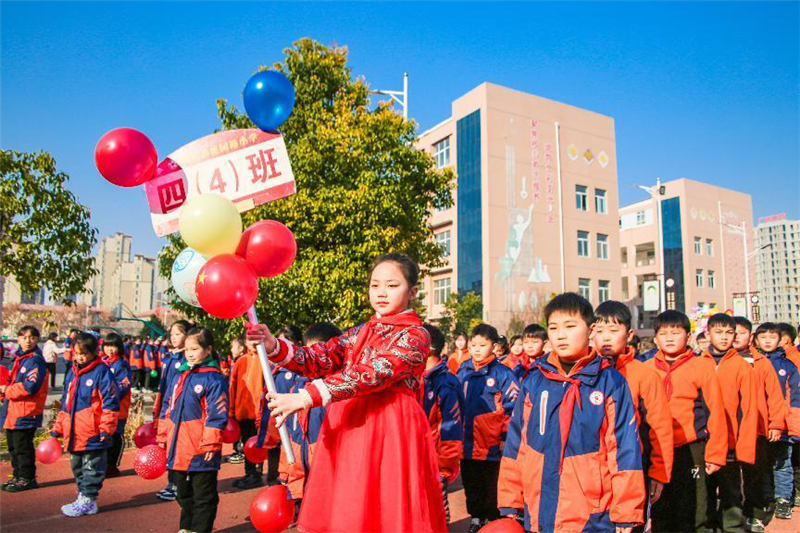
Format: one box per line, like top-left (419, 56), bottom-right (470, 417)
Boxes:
top-left (134, 444), bottom-right (167, 480)
top-left (479, 518), bottom-right (525, 533)
top-left (0, 365), bottom-right (9, 386)
top-left (134, 421), bottom-right (157, 449)
top-left (243, 436), bottom-right (269, 463)
top-left (36, 437), bottom-right (62, 465)
top-left (196, 254), bottom-right (259, 319)
top-left (236, 220), bottom-right (297, 278)
top-left (94, 128), bottom-right (158, 187)
top-left (446, 464), bottom-right (460, 485)
top-left (250, 485), bottom-right (295, 533)
top-left (221, 418), bottom-right (241, 444)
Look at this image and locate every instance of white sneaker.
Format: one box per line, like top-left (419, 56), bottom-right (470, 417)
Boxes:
top-left (62, 493), bottom-right (98, 517)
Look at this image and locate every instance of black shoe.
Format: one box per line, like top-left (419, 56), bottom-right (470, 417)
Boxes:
top-left (236, 475), bottom-right (264, 490)
top-left (467, 520), bottom-right (482, 533)
top-left (1, 477), bottom-right (18, 491)
top-left (775, 498), bottom-right (792, 519)
top-left (5, 478), bottom-right (38, 492)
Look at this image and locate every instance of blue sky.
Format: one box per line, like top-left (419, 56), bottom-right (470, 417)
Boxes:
top-left (2, 1), bottom-right (798, 258)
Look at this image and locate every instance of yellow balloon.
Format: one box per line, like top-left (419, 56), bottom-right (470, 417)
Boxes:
top-left (179, 193), bottom-right (242, 257)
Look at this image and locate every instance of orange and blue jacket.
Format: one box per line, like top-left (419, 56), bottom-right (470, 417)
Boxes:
top-left (144, 345), bottom-right (160, 372)
top-left (701, 348), bottom-right (758, 464)
top-left (762, 347), bottom-right (800, 440)
top-left (256, 366), bottom-right (326, 500)
top-left (130, 344), bottom-right (144, 370)
top-left (644, 350), bottom-right (728, 466)
top-left (498, 352), bottom-right (645, 532)
top-left (52, 358), bottom-right (119, 452)
top-left (0, 348), bottom-right (49, 430)
top-left (422, 360), bottom-right (465, 479)
top-left (785, 343), bottom-right (800, 371)
top-left (102, 354), bottom-right (131, 434)
top-left (447, 348), bottom-right (471, 375)
top-left (457, 356), bottom-right (520, 461)
top-left (612, 348), bottom-right (673, 484)
top-left (157, 360), bottom-right (229, 472)
top-left (742, 347), bottom-right (786, 438)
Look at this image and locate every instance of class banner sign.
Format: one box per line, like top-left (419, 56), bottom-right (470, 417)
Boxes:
top-left (144, 129), bottom-right (296, 237)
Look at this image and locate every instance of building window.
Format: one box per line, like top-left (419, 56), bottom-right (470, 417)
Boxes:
top-left (434, 137), bottom-right (450, 169)
top-left (579, 278), bottom-right (591, 300)
top-left (596, 233), bottom-right (609, 260)
top-left (576, 185), bottom-right (588, 211)
top-left (433, 277), bottom-right (451, 305)
top-left (694, 237), bottom-right (702, 255)
top-left (636, 211), bottom-right (645, 225)
top-left (578, 231), bottom-right (590, 257)
top-left (696, 269), bottom-right (704, 287)
top-left (595, 189), bottom-right (607, 214)
top-left (706, 238), bottom-right (713, 256)
top-left (708, 270), bottom-right (715, 289)
top-left (599, 280), bottom-right (610, 303)
top-left (457, 110), bottom-right (482, 295)
top-left (435, 230), bottom-right (451, 256)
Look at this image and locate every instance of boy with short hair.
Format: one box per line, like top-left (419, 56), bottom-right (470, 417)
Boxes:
top-left (736, 316), bottom-right (786, 533)
top-left (422, 323), bottom-right (464, 524)
top-left (517, 323), bottom-right (547, 381)
top-left (754, 322), bottom-right (800, 520)
top-left (593, 301), bottom-right (674, 525)
top-left (499, 293), bottom-right (645, 533)
top-left (645, 310), bottom-right (728, 533)
top-left (0, 326), bottom-right (49, 492)
top-left (458, 323), bottom-right (520, 533)
top-left (701, 313), bottom-right (758, 532)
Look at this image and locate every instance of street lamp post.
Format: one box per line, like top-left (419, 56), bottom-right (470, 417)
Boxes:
top-left (370, 73), bottom-right (409, 119)
top-left (636, 178), bottom-right (666, 312)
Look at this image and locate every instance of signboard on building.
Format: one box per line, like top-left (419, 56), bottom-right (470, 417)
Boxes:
top-left (732, 297), bottom-right (747, 317)
top-left (643, 281), bottom-right (660, 311)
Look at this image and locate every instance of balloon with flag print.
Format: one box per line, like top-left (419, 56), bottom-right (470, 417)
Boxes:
top-left (171, 247), bottom-right (208, 307)
top-left (195, 254), bottom-right (259, 319)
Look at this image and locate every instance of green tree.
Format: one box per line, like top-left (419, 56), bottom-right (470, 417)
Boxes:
top-left (0, 150), bottom-right (97, 325)
top-left (437, 291), bottom-right (483, 342)
top-left (140, 313), bottom-right (166, 338)
top-left (159, 39), bottom-right (454, 344)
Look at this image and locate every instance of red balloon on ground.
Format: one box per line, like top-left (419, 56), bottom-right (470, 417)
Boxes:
top-left (221, 419), bottom-right (241, 444)
top-left (94, 128), bottom-right (158, 187)
top-left (479, 518), bottom-right (525, 533)
top-left (195, 254), bottom-right (259, 319)
top-left (36, 437), bottom-right (62, 464)
top-left (0, 365), bottom-right (9, 386)
top-left (243, 436), bottom-right (269, 463)
top-left (236, 220), bottom-right (297, 278)
top-left (134, 444), bottom-right (167, 480)
top-left (134, 421), bottom-right (157, 449)
top-left (250, 485), bottom-right (295, 533)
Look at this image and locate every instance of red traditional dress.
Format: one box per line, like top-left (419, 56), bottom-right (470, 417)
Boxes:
top-left (267, 310), bottom-right (448, 533)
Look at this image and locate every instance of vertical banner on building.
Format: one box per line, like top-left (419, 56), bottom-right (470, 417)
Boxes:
top-left (732, 297), bottom-right (747, 317)
top-left (643, 281), bottom-right (660, 311)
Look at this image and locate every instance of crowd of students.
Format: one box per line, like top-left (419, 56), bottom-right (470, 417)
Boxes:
top-left (1, 255), bottom-right (800, 533)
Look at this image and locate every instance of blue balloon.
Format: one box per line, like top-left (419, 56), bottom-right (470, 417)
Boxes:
top-left (243, 71), bottom-right (295, 132)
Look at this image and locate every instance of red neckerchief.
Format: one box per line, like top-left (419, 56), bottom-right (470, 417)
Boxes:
top-left (654, 349), bottom-right (695, 400)
top-left (66, 358), bottom-right (103, 412)
top-left (101, 354), bottom-right (120, 366)
top-left (473, 354), bottom-right (497, 372)
top-left (350, 310), bottom-right (423, 364)
top-left (538, 350), bottom-right (604, 472)
top-left (9, 348), bottom-right (37, 384)
top-left (166, 366), bottom-right (220, 417)
top-left (614, 346), bottom-right (637, 372)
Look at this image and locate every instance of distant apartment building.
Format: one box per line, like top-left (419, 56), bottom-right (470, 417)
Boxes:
top-left (755, 214), bottom-right (800, 323)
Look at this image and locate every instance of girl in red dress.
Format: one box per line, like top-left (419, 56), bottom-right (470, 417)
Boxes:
top-left (246, 253), bottom-right (448, 533)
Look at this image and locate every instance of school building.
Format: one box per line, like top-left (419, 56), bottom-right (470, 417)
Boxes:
top-left (619, 179), bottom-right (755, 330)
top-left (416, 82), bottom-right (621, 332)
top-left (754, 214), bottom-right (800, 323)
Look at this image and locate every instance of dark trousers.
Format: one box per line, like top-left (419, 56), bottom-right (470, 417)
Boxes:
top-left (267, 445), bottom-right (280, 483)
top-left (461, 459), bottom-right (500, 521)
top-left (70, 449), bottom-right (108, 499)
top-left (46, 362), bottom-right (56, 387)
top-left (792, 442), bottom-right (800, 498)
top-left (743, 437), bottom-right (775, 524)
top-left (706, 456), bottom-right (744, 532)
top-left (239, 419), bottom-right (262, 477)
top-left (6, 428), bottom-right (36, 480)
top-left (107, 432), bottom-right (124, 470)
top-left (132, 368), bottom-right (146, 390)
top-left (652, 441), bottom-right (708, 533)
top-left (174, 470), bottom-right (219, 533)
top-left (145, 369), bottom-right (160, 392)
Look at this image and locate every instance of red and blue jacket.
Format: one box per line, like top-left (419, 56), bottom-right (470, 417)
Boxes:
top-left (130, 344), bottom-right (144, 370)
top-left (0, 348), bottom-right (49, 430)
top-left (154, 350), bottom-right (186, 438)
top-left (157, 359), bottom-right (229, 472)
top-left (52, 358), bottom-right (120, 452)
top-left (257, 366), bottom-right (326, 500)
top-left (102, 354), bottom-right (132, 434)
top-left (498, 352), bottom-right (645, 532)
top-left (457, 356), bottom-right (520, 461)
top-left (144, 345), bottom-right (160, 372)
top-left (762, 347), bottom-right (800, 440)
top-left (422, 360), bottom-right (465, 479)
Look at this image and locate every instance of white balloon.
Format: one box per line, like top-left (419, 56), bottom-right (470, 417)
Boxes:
top-left (171, 247), bottom-right (208, 307)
